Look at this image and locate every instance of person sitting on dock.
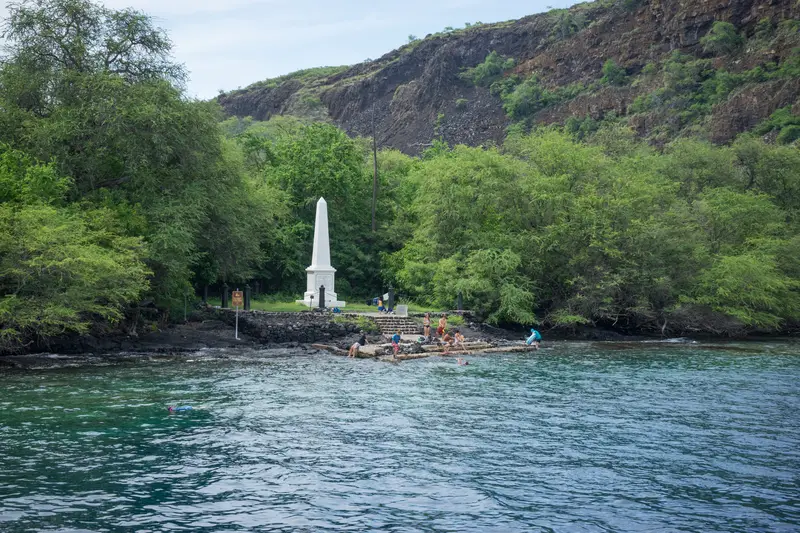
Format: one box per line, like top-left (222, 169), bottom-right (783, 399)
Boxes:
top-left (391, 331), bottom-right (402, 358)
top-left (526, 328), bottom-right (542, 349)
top-left (348, 332), bottom-right (368, 358)
top-left (454, 330), bottom-right (465, 347)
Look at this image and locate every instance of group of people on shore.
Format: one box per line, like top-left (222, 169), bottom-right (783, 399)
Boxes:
top-left (347, 312), bottom-right (542, 359)
top-left (422, 313), bottom-right (465, 352)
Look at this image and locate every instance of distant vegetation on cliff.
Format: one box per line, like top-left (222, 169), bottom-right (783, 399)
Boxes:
top-left (0, 0), bottom-right (799, 353)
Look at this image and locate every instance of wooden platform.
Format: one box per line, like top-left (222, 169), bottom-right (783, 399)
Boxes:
top-left (311, 342), bottom-right (540, 360)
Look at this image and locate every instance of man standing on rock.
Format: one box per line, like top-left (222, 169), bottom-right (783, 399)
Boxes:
top-left (437, 314), bottom-right (448, 340)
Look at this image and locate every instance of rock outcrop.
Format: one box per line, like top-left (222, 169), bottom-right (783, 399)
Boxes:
top-left (217, 0), bottom-right (800, 154)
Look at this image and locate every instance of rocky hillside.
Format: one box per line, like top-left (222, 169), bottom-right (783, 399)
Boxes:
top-left (217, 0), bottom-right (800, 154)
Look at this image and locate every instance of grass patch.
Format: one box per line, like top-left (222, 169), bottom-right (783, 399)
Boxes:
top-left (205, 297), bottom-right (443, 314)
top-left (333, 315), bottom-right (380, 334)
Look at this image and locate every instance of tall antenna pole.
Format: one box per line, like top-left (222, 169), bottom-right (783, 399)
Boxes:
top-left (371, 89), bottom-right (379, 233)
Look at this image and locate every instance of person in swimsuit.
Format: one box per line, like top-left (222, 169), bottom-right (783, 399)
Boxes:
top-left (454, 330), bottom-right (465, 346)
top-left (442, 331), bottom-right (454, 353)
top-left (437, 313), bottom-right (448, 338)
top-left (423, 313), bottom-right (432, 340)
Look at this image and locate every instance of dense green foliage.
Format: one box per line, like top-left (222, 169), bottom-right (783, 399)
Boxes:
top-left (384, 129), bottom-right (800, 333)
top-left (0, 144), bottom-right (150, 347)
top-left (0, 0), bottom-right (285, 350)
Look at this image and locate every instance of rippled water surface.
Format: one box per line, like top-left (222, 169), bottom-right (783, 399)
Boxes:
top-left (1, 342), bottom-right (799, 532)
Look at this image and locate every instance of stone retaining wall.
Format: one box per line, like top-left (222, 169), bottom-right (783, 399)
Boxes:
top-left (210, 308), bottom-right (373, 344)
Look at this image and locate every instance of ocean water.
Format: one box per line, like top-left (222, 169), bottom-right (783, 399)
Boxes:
top-left (1, 342), bottom-right (798, 532)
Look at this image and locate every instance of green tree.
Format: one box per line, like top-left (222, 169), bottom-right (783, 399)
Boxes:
top-left (688, 252), bottom-right (799, 328)
top-left (258, 123), bottom-right (374, 294)
top-left (0, 0), bottom-right (283, 314)
top-left (0, 145), bottom-right (150, 351)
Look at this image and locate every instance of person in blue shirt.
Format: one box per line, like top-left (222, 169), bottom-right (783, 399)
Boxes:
top-left (391, 331), bottom-right (401, 358)
top-left (526, 328), bottom-right (542, 349)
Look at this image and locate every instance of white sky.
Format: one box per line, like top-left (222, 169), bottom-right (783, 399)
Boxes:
top-left (1, 0), bottom-right (580, 99)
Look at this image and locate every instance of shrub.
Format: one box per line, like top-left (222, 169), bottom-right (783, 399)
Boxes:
top-left (777, 125), bottom-right (800, 145)
top-left (754, 106), bottom-right (800, 136)
top-left (641, 62), bottom-right (658, 77)
top-left (601, 59), bottom-right (628, 85)
top-left (502, 76), bottom-right (553, 119)
top-left (455, 98), bottom-right (468, 110)
top-left (753, 18), bottom-right (774, 41)
top-left (700, 21), bottom-right (744, 55)
top-left (461, 51), bottom-right (515, 87)
top-left (551, 11), bottom-right (588, 40)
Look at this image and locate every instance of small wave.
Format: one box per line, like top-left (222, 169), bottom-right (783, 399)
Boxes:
top-left (643, 337), bottom-right (698, 344)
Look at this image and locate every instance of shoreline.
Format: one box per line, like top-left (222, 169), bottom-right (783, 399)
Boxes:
top-left (1, 326), bottom-right (795, 371)
top-left (1, 309), bottom-right (797, 368)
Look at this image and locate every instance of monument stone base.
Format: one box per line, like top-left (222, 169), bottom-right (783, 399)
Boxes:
top-left (295, 268), bottom-right (346, 308)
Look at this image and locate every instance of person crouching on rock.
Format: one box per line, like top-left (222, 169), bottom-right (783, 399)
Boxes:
top-left (392, 330), bottom-right (402, 358)
top-left (349, 332), bottom-right (368, 358)
top-left (452, 330), bottom-right (465, 351)
top-left (442, 330), bottom-right (454, 353)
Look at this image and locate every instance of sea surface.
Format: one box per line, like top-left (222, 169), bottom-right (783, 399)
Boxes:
top-left (1, 341), bottom-right (799, 532)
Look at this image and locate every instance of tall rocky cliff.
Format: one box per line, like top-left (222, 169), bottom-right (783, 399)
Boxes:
top-left (218, 0), bottom-right (800, 154)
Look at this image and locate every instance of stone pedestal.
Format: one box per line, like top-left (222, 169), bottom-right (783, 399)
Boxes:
top-left (296, 198), bottom-right (346, 308)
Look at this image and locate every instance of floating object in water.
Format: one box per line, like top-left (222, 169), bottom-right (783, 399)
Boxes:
top-left (167, 406), bottom-right (193, 412)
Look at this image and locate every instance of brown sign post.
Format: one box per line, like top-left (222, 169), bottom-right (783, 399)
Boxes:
top-left (232, 291), bottom-right (244, 308)
top-left (232, 290), bottom-right (244, 339)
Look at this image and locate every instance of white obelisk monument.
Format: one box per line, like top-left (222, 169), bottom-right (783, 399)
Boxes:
top-left (297, 197), bottom-right (345, 308)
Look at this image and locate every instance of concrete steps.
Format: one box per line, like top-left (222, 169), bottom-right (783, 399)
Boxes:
top-left (372, 315), bottom-right (422, 335)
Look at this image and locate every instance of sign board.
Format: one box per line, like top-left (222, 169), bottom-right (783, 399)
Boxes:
top-left (231, 291), bottom-right (244, 307)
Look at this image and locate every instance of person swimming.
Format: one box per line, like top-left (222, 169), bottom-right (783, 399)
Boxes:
top-left (456, 358), bottom-right (469, 366)
top-left (167, 406), bottom-right (193, 412)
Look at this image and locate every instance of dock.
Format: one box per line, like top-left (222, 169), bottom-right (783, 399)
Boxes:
top-left (311, 341), bottom-right (540, 360)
